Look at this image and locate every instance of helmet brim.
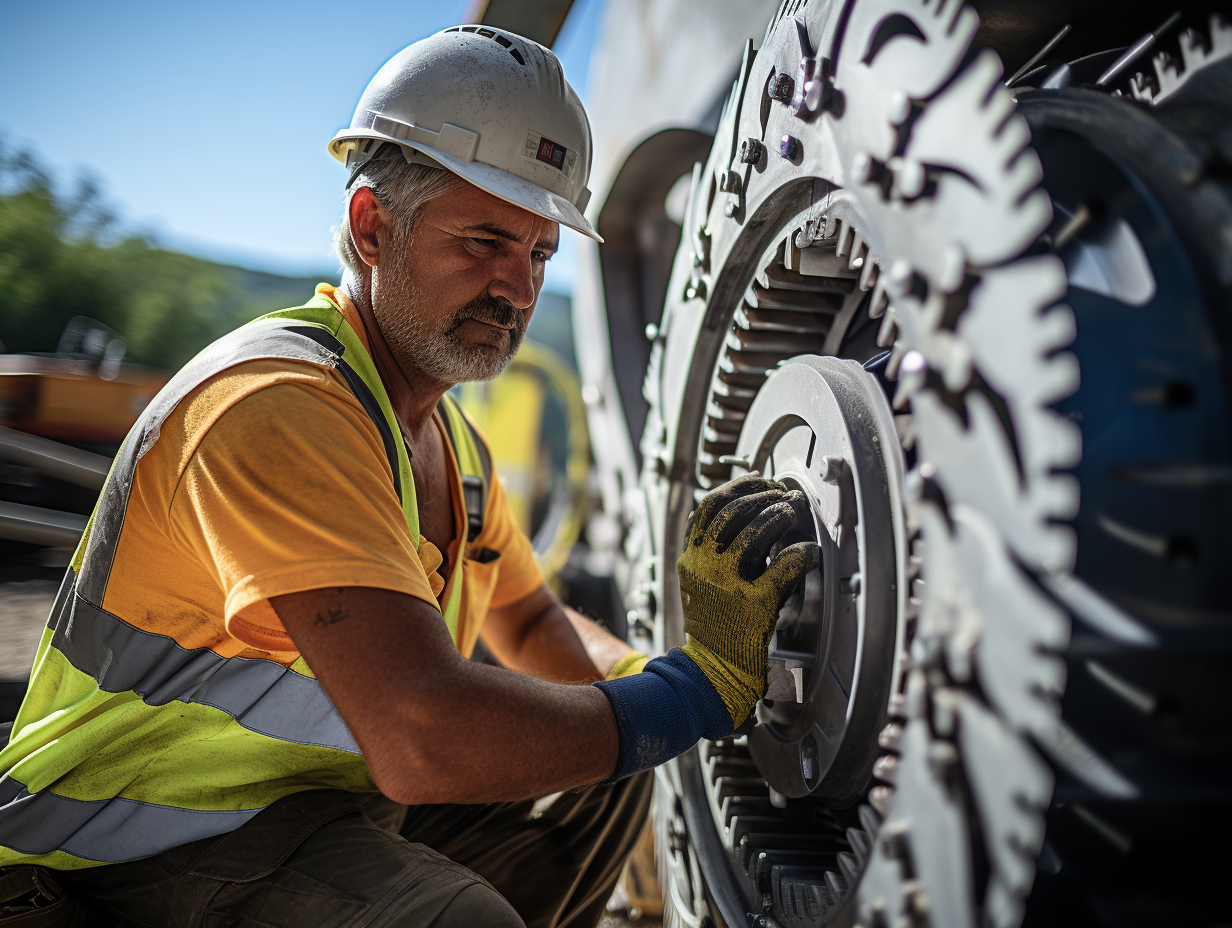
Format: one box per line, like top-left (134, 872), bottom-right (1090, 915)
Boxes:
top-left (330, 131), bottom-right (603, 244)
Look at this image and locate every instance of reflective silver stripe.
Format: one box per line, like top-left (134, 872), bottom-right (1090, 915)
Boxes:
top-left (3, 319), bottom-right (361, 866)
top-left (78, 323), bottom-right (339, 605)
top-left (0, 777), bottom-right (260, 863)
top-left (48, 577), bottom-right (361, 754)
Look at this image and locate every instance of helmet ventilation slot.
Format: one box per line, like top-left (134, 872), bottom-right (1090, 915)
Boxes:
top-left (444, 25), bottom-right (527, 65)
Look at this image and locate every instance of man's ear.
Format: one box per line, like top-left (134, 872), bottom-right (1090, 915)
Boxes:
top-left (348, 187), bottom-right (386, 269)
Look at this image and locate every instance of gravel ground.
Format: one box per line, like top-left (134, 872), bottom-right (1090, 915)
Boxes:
top-left (600, 879), bottom-right (665, 927)
top-left (599, 914), bottom-right (664, 928)
top-left (0, 580), bottom-right (55, 680)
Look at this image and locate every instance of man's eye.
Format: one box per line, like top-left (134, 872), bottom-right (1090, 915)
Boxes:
top-left (534, 250), bottom-right (553, 262)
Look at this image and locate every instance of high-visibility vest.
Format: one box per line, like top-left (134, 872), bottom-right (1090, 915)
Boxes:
top-left (0, 293), bottom-right (491, 870)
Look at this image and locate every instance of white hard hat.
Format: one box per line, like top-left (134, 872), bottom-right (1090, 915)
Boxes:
top-left (330, 25), bottom-right (601, 242)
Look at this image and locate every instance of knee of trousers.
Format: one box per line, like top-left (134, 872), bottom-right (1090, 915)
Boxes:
top-left (437, 882), bottom-right (524, 928)
top-left (380, 880), bottom-right (524, 928)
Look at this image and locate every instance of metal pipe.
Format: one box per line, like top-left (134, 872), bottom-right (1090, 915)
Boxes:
top-left (1006, 24), bottom-right (1071, 87)
top-left (0, 501), bottom-right (87, 548)
top-left (1097, 12), bottom-right (1182, 86)
top-left (0, 426), bottom-right (110, 490)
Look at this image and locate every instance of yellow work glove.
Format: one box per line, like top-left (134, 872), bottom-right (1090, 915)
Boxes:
top-left (677, 474), bottom-right (820, 728)
top-left (606, 652), bottom-right (649, 680)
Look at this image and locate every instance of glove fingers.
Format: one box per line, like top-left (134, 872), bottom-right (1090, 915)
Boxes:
top-left (760, 541), bottom-right (823, 604)
top-left (707, 489), bottom-right (789, 549)
top-left (688, 474), bottom-right (781, 541)
top-left (733, 494), bottom-right (804, 581)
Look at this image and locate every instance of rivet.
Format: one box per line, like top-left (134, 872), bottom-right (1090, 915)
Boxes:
top-left (852, 152), bottom-right (873, 185)
top-left (803, 79), bottom-right (823, 112)
top-left (767, 73), bottom-right (794, 103)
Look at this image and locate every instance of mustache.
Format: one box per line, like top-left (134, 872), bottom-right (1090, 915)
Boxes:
top-left (450, 296), bottom-right (526, 340)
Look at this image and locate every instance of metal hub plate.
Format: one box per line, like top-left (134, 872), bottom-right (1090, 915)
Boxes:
top-left (734, 355), bottom-right (906, 803)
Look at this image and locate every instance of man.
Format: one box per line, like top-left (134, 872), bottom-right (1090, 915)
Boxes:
top-left (0, 27), bottom-right (816, 928)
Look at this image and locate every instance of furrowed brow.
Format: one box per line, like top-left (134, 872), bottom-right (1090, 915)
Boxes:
top-left (466, 223), bottom-right (558, 256)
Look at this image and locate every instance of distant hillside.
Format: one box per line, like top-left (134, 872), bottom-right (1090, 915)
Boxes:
top-left (0, 144), bottom-right (574, 374)
top-left (0, 145), bottom-right (335, 371)
top-left (220, 264), bottom-right (338, 331)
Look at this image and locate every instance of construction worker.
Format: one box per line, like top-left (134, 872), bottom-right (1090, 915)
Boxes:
top-left (0, 27), bottom-right (817, 928)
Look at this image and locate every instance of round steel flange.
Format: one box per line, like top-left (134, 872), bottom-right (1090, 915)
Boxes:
top-left (734, 356), bottom-right (907, 804)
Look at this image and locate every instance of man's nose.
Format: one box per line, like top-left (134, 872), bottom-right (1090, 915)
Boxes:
top-left (487, 253), bottom-right (538, 310)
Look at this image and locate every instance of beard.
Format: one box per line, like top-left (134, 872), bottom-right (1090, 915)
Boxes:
top-left (371, 237), bottom-right (527, 385)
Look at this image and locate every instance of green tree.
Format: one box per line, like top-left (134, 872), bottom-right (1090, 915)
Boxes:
top-left (0, 143), bottom-right (330, 370)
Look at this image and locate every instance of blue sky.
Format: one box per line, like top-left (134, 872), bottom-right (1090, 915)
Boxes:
top-left (0, 0), bottom-right (604, 293)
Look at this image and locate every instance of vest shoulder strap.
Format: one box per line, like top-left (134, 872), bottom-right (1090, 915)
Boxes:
top-left (289, 326), bottom-right (402, 505)
top-left (257, 296), bottom-right (421, 546)
top-left (436, 394), bottom-right (492, 543)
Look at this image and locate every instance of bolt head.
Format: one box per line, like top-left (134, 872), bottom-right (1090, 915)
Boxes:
top-left (779, 135), bottom-right (800, 159)
top-left (899, 350), bottom-right (926, 376)
top-left (852, 152), bottom-right (873, 185)
top-left (938, 243), bottom-right (966, 292)
top-left (888, 90), bottom-right (912, 125)
top-left (819, 454), bottom-right (845, 484)
top-left (803, 79), bottom-right (822, 112)
top-left (896, 158), bottom-right (925, 199)
top-left (767, 73), bottom-right (794, 103)
top-left (869, 784), bottom-right (894, 816)
top-left (887, 259), bottom-right (913, 294)
top-left (718, 170), bottom-right (741, 194)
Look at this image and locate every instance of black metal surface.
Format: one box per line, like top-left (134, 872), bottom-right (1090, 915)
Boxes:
top-left (1015, 67), bottom-right (1232, 926)
top-left (597, 128), bottom-right (715, 464)
top-left (970, 0), bottom-right (1215, 81)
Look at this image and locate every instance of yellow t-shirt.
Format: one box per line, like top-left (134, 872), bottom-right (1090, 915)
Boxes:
top-left (105, 286), bottom-right (543, 663)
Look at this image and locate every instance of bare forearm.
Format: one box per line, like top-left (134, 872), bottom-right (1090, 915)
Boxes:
top-left (364, 656), bottom-right (619, 803)
top-left (495, 605), bottom-right (604, 683)
top-left (272, 586), bottom-right (619, 805)
top-left (563, 606), bottom-right (635, 677)
top-left (483, 585), bottom-right (632, 683)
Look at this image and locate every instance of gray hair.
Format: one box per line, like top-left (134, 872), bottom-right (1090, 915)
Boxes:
top-left (333, 146), bottom-right (457, 275)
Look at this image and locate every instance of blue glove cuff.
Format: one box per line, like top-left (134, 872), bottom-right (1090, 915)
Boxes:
top-left (593, 647), bottom-right (734, 781)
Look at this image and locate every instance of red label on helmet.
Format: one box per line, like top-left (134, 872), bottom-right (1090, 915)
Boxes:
top-left (536, 137), bottom-right (568, 170)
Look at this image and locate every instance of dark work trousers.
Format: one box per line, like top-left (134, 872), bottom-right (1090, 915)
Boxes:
top-left (59, 773), bottom-right (653, 928)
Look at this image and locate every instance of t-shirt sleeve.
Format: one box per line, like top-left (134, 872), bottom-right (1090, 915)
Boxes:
top-left (477, 463), bottom-right (546, 609)
top-left (168, 377), bottom-right (439, 651)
